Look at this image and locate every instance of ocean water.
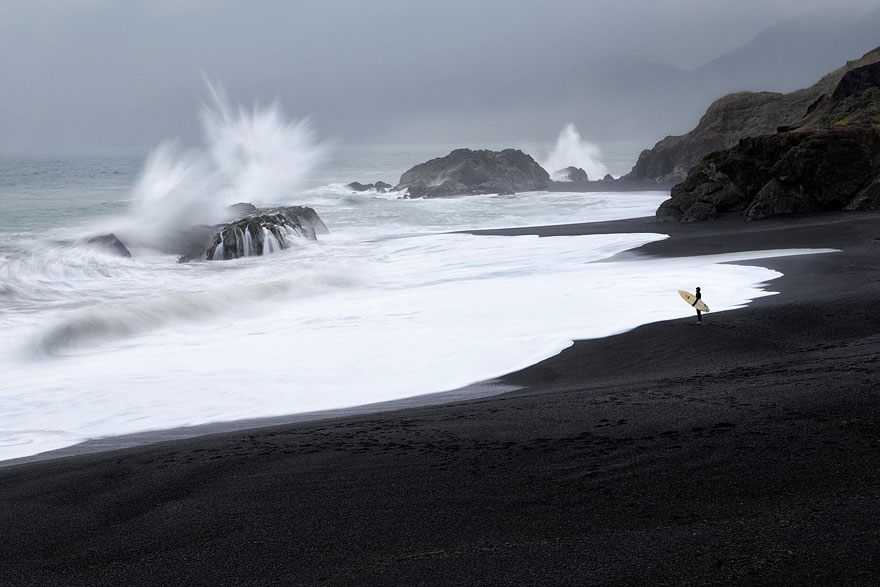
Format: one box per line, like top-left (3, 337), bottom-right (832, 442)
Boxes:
top-left (0, 103), bottom-right (832, 461)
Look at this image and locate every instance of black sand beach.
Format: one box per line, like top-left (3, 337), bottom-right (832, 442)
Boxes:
top-left (2, 212), bottom-right (880, 586)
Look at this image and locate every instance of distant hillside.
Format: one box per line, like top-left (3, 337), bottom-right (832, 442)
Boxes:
top-left (552, 7), bottom-right (880, 145)
top-left (691, 9), bottom-right (880, 95)
top-left (625, 46), bottom-right (880, 184)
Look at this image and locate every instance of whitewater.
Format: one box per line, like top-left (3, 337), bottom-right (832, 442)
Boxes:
top-left (0, 97), bottom-right (832, 462)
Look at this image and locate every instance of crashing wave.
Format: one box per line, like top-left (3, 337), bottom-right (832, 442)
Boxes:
top-left (185, 205), bottom-right (329, 262)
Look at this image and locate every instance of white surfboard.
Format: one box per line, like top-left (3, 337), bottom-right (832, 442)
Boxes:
top-left (678, 290), bottom-right (709, 312)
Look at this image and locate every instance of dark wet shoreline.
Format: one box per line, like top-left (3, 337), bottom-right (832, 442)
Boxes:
top-left (2, 211), bottom-right (879, 586)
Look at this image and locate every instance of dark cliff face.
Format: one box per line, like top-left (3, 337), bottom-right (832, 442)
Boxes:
top-left (655, 46), bottom-right (880, 223)
top-left (656, 128), bottom-right (880, 222)
top-left (798, 62), bottom-right (880, 130)
top-left (396, 148), bottom-right (550, 197)
top-left (627, 47), bottom-right (880, 184)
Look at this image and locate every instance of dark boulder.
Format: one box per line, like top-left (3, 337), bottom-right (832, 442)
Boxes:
top-left (346, 181), bottom-right (393, 193)
top-left (83, 233), bottom-right (132, 258)
top-left (271, 205), bottom-right (328, 235)
top-left (396, 148), bottom-right (550, 197)
top-left (346, 182), bottom-right (373, 192)
top-left (554, 166), bottom-right (589, 183)
top-left (204, 213), bottom-right (302, 260)
top-left (657, 127), bottom-right (880, 222)
top-left (180, 206), bottom-right (328, 261)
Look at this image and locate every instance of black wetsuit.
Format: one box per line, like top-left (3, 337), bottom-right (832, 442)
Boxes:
top-left (695, 290), bottom-right (702, 322)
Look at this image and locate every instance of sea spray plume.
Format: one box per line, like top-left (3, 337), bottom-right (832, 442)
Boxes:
top-left (119, 142), bottom-right (221, 250)
top-left (543, 124), bottom-right (610, 181)
top-left (114, 83), bottom-right (327, 252)
top-left (201, 82), bottom-right (327, 208)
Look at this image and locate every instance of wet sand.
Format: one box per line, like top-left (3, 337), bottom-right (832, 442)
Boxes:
top-left (2, 212), bottom-right (879, 586)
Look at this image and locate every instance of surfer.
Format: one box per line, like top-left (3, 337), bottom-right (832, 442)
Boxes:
top-left (695, 287), bottom-right (702, 324)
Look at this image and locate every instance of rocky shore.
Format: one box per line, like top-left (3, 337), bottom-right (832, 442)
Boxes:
top-left (345, 148), bottom-right (664, 198)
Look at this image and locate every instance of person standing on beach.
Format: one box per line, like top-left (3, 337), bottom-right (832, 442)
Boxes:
top-left (695, 287), bottom-right (702, 325)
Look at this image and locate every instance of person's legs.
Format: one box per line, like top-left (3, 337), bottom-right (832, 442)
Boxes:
top-left (697, 309), bottom-right (702, 324)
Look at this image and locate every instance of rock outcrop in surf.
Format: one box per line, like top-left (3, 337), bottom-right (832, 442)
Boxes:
top-left (628, 47), bottom-right (880, 184)
top-left (177, 206), bottom-right (328, 262)
top-left (554, 166), bottom-right (589, 183)
top-left (346, 181), bottom-right (393, 193)
top-left (395, 148), bottom-right (550, 197)
top-left (83, 233), bottom-right (132, 258)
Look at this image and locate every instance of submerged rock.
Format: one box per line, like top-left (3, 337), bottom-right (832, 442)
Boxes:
top-left (396, 148), bottom-right (550, 197)
top-left (83, 233), bottom-right (132, 258)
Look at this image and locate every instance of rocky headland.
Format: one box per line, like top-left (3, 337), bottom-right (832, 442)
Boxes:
top-left (655, 48), bottom-right (880, 222)
top-left (394, 148), bottom-right (550, 198)
top-left (177, 205), bottom-right (328, 262)
top-left (627, 47), bottom-right (880, 185)
top-left (345, 149), bottom-right (669, 198)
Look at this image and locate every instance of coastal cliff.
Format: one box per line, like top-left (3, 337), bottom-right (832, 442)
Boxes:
top-left (395, 148), bottom-right (550, 197)
top-left (627, 47), bottom-right (880, 185)
top-left (656, 49), bottom-right (880, 222)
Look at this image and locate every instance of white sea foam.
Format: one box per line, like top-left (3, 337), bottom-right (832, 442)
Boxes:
top-left (0, 219), bottom-right (836, 460)
top-left (0, 101), bottom-right (838, 463)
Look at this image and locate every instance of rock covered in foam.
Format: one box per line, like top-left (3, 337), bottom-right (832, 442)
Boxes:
top-left (180, 205), bottom-right (328, 262)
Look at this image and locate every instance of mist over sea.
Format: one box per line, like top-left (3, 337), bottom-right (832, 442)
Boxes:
top-left (0, 101), bottom-right (800, 461)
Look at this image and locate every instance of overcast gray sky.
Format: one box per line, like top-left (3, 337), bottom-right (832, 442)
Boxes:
top-left (0, 0), bottom-right (878, 151)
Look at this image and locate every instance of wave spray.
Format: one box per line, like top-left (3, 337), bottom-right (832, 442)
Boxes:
top-left (115, 83), bottom-right (327, 252)
top-left (542, 124), bottom-right (610, 181)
